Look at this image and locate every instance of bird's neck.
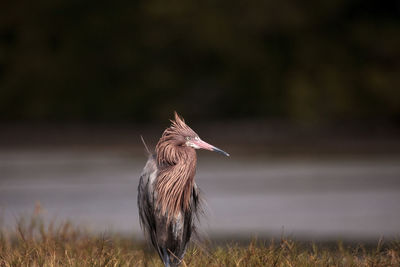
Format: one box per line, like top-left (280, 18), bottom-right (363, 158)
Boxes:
top-left (155, 147), bottom-right (197, 220)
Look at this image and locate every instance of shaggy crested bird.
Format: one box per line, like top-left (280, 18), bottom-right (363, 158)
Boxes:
top-left (138, 112), bottom-right (229, 267)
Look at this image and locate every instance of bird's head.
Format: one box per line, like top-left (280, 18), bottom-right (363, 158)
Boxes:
top-left (157, 112), bottom-right (230, 159)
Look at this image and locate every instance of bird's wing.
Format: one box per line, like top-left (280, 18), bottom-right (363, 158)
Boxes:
top-left (137, 155), bottom-right (164, 258)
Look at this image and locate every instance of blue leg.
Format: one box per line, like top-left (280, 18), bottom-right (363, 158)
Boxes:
top-left (162, 248), bottom-right (170, 267)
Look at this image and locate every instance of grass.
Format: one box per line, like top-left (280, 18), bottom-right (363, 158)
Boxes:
top-left (0, 212), bottom-right (399, 266)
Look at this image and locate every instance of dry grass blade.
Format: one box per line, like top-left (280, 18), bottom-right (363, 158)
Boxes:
top-left (0, 213), bottom-right (399, 266)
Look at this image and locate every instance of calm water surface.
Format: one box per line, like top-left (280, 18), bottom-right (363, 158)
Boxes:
top-left (1, 149), bottom-right (399, 240)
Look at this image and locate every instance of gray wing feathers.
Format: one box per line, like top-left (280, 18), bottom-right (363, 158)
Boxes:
top-left (137, 155), bottom-right (164, 258)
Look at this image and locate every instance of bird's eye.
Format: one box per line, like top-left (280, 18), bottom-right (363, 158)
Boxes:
top-left (194, 136), bottom-right (199, 141)
top-left (186, 136), bottom-right (191, 141)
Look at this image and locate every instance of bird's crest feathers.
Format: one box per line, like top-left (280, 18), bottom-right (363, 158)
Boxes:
top-left (168, 111), bottom-right (196, 137)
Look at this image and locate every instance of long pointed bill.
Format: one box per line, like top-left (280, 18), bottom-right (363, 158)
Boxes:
top-left (193, 139), bottom-right (230, 156)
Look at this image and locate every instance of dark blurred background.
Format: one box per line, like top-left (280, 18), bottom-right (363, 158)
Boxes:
top-left (1, 0), bottom-right (399, 124)
top-left (1, 0), bottom-right (400, 241)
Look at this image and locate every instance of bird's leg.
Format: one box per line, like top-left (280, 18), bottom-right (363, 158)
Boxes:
top-left (168, 248), bottom-right (187, 267)
top-left (162, 247), bottom-right (171, 267)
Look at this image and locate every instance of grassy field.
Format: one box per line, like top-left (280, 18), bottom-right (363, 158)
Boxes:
top-left (0, 214), bottom-right (399, 267)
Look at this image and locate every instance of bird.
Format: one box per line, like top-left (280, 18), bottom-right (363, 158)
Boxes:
top-left (137, 112), bottom-right (229, 267)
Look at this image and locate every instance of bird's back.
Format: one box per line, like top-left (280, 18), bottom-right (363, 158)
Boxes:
top-left (138, 155), bottom-right (200, 267)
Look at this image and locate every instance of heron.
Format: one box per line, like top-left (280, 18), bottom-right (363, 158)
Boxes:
top-left (137, 112), bottom-right (229, 267)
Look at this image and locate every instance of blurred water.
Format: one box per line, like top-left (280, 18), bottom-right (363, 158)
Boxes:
top-left (1, 149), bottom-right (399, 240)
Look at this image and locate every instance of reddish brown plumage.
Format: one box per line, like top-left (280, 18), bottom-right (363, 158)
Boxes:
top-left (155, 112), bottom-right (198, 220)
top-left (138, 112), bottom-right (229, 266)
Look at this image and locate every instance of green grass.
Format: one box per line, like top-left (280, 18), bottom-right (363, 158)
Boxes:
top-left (1, 213), bottom-right (399, 266)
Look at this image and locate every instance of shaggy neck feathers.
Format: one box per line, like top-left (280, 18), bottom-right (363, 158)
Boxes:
top-left (155, 113), bottom-right (197, 220)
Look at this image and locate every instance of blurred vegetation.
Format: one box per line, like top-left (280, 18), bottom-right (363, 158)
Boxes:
top-left (1, 212), bottom-right (399, 266)
top-left (0, 0), bottom-right (399, 123)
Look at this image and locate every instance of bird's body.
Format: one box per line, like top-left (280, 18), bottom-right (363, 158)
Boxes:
top-left (138, 154), bottom-right (200, 266)
top-left (138, 112), bottom-right (229, 267)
